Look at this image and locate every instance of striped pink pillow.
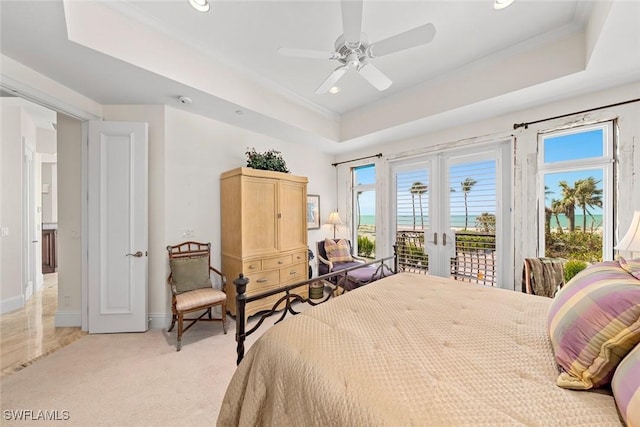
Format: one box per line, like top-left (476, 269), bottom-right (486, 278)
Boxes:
top-left (620, 257), bottom-right (640, 280)
top-left (547, 261), bottom-right (640, 390)
top-left (324, 239), bottom-right (353, 263)
top-left (612, 344), bottom-right (640, 426)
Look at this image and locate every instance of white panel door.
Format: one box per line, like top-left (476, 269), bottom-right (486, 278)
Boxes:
top-left (88, 121), bottom-right (148, 333)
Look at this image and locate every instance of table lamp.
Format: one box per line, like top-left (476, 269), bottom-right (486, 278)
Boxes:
top-left (615, 211), bottom-right (640, 258)
top-left (327, 212), bottom-right (343, 239)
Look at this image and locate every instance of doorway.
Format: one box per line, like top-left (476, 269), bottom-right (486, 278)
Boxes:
top-left (391, 141), bottom-right (513, 288)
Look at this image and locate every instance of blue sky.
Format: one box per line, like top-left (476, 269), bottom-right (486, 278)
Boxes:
top-left (543, 129), bottom-right (604, 215)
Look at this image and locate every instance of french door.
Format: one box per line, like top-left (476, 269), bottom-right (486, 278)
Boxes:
top-left (392, 142), bottom-right (512, 288)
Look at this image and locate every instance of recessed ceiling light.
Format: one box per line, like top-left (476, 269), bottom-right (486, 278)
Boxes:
top-left (494, 0), bottom-right (515, 10)
top-left (189, 0), bottom-right (210, 12)
top-left (178, 96), bottom-right (192, 105)
top-left (328, 86), bottom-right (341, 94)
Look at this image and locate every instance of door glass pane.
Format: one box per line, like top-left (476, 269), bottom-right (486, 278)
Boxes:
top-left (395, 169), bottom-right (429, 273)
top-left (449, 160), bottom-right (497, 285)
top-left (543, 169), bottom-right (604, 262)
top-left (353, 165), bottom-right (376, 259)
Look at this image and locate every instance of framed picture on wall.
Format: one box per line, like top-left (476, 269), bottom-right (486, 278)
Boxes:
top-left (307, 194), bottom-right (320, 230)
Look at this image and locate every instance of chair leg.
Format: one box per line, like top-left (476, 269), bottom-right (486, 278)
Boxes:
top-left (208, 307), bottom-right (212, 320)
top-left (222, 303), bottom-right (227, 334)
top-left (167, 313), bottom-right (177, 332)
top-left (176, 313), bottom-right (184, 352)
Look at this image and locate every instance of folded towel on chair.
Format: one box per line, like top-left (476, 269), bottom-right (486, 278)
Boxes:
top-left (523, 258), bottom-right (565, 298)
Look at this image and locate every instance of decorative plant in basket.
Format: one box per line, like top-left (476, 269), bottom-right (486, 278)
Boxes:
top-left (245, 147), bottom-right (289, 173)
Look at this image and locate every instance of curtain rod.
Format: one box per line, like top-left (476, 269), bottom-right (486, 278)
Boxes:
top-left (513, 98), bottom-right (640, 130)
top-left (332, 153), bottom-right (382, 167)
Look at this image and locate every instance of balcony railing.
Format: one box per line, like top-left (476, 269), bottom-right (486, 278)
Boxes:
top-left (395, 230), bottom-right (497, 286)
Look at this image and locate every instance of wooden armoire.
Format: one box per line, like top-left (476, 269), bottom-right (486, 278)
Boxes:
top-left (220, 167), bottom-right (309, 318)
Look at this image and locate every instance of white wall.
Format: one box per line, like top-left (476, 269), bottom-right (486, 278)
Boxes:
top-left (0, 99), bottom-right (45, 313)
top-left (334, 81), bottom-right (640, 288)
top-left (55, 113), bottom-right (83, 326)
top-left (0, 102), bottom-right (24, 313)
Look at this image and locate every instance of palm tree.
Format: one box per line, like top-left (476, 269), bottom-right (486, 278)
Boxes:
top-left (410, 182), bottom-right (428, 230)
top-left (575, 177), bottom-right (603, 232)
top-left (460, 177), bottom-right (477, 230)
top-left (544, 185), bottom-right (554, 235)
top-left (550, 199), bottom-right (564, 233)
top-left (558, 180), bottom-right (576, 232)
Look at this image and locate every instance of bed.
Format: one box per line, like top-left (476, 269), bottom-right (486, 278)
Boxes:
top-left (218, 260), bottom-right (640, 426)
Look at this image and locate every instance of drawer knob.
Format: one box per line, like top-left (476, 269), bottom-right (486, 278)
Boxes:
top-left (256, 279), bottom-right (268, 283)
top-left (278, 261), bottom-right (284, 264)
top-left (249, 265), bottom-right (256, 269)
top-left (290, 270), bottom-right (297, 275)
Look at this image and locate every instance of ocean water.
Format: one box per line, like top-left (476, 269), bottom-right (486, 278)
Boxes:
top-left (358, 214), bottom-right (603, 229)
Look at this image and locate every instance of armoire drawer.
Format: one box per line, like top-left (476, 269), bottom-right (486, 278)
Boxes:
top-left (246, 269), bottom-right (280, 294)
top-left (243, 259), bottom-right (262, 273)
top-left (281, 262), bottom-right (307, 284)
top-left (263, 254), bottom-right (292, 270)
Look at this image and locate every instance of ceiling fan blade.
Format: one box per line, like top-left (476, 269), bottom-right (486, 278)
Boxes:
top-left (278, 47), bottom-right (339, 60)
top-left (315, 66), bottom-right (348, 94)
top-left (341, 0), bottom-right (363, 48)
top-left (358, 62), bottom-right (392, 91)
top-left (368, 23), bottom-right (436, 58)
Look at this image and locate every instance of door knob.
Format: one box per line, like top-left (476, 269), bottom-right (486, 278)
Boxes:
top-left (126, 251), bottom-right (143, 257)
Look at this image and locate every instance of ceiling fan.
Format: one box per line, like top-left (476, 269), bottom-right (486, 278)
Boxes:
top-left (278, 0), bottom-right (436, 94)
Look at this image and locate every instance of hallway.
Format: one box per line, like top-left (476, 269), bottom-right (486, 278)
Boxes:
top-left (0, 273), bottom-right (85, 377)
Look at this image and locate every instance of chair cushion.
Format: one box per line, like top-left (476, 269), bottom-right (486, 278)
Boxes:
top-left (175, 288), bottom-right (226, 311)
top-left (547, 260), bottom-right (640, 390)
top-left (612, 344), bottom-right (640, 427)
top-left (170, 255), bottom-right (212, 293)
top-left (324, 238), bottom-right (353, 263)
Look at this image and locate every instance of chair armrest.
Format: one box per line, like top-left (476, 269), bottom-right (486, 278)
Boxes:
top-left (209, 266), bottom-right (227, 292)
top-left (317, 253), bottom-right (334, 272)
top-left (352, 255), bottom-right (368, 263)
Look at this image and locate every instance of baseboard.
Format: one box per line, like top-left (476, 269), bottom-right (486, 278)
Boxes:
top-left (148, 312), bottom-right (171, 330)
top-left (0, 295), bottom-right (24, 314)
top-left (55, 310), bottom-right (82, 327)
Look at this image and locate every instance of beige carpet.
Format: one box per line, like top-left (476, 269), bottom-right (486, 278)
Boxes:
top-left (0, 315), bottom-right (276, 426)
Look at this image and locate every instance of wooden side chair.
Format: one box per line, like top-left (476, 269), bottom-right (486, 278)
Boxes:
top-left (167, 241), bottom-right (227, 351)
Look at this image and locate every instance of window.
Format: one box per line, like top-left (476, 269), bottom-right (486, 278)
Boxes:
top-left (352, 165), bottom-right (376, 259)
top-left (538, 122), bottom-right (614, 262)
top-left (391, 142), bottom-right (512, 287)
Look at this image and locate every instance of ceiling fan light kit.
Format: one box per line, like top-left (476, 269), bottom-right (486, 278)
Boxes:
top-left (494, 0), bottom-right (515, 10)
top-left (188, 0), bottom-right (210, 13)
top-left (278, 0), bottom-right (437, 94)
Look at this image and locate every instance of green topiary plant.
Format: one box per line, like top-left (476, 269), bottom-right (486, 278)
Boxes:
top-left (245, 147), bottom-right (289, 173)
top-left (564, 259), bottom-right (588, 283)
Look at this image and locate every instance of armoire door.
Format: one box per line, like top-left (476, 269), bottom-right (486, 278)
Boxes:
top-left (242, 177), bottom-right (278, 257)
top-left (278, 180), bottom-right (307, 252)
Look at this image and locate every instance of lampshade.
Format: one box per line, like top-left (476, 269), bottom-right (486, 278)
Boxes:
top-left (615, 211), bottom-right (640, 252)
top-left (326, 212), bottom-right (343, 239)
top-left (326, 212), bottom-right (343, 225)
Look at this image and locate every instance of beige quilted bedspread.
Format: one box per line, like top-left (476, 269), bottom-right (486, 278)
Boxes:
top-left (217, 273), bottom-right (622, 426)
